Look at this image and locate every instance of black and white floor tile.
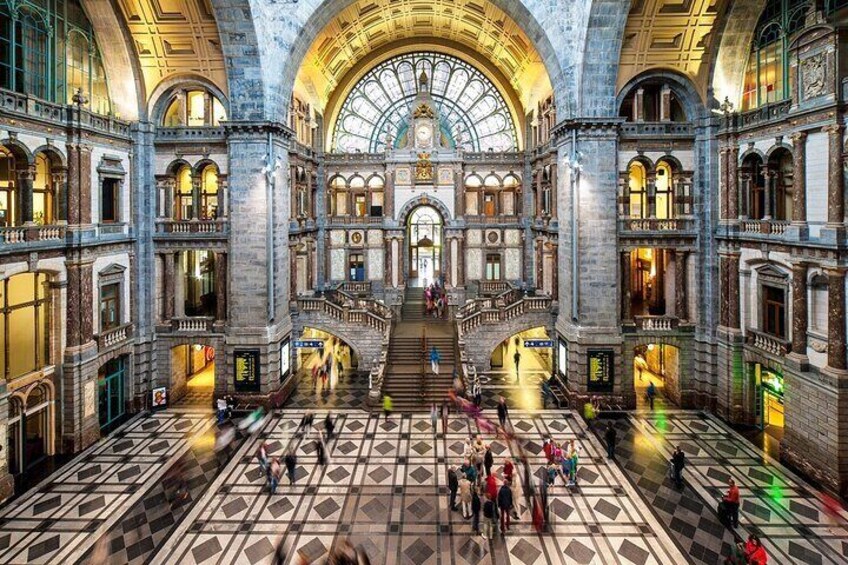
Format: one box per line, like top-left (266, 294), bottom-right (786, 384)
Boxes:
top-left (152, 409), bottom-right (687, 564)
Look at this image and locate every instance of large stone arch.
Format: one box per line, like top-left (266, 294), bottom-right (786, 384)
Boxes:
top-left (579, 0), bottom-right (631, 118)
top-left (208, 0), bottom-right (269, 121)
top-left (274, 0), bottom-right (577, 124)
top-left (616, 69), bottom-right (707, 121)
top-left (80, 0), bottom-right (144, 120)
top-left (397, 195), bottom-right (452, 226)
top-left (711, 0), bottom-right (768, 108)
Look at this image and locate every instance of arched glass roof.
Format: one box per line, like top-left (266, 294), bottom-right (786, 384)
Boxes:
top-left (332, 52), bottom-right (517, 153)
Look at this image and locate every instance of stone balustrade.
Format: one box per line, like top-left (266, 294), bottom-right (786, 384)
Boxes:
top-left (298, 291), bottom-right (392, 334)
top-left (155, 219), bottom-right (229, 235)
top-left (173, 317), bottom-right (216, 333)
top-left (620, 218), bottom-right (695, 233)
top-left (619, 122), bottom-right (694, 138)
top-left (0, 87), bottom-right (131, 137)
top-left (95, 323), bottom-right (133, 350)
top-left (739, 219), bottom-right (790, 236)
top-left (341, 281), bottom-right (371, 295)
top-left (0, 224), bottom-right (67, 246)
top-left (635, 316), bottom-right (677, 332)
top-left (457, 292), bottom-right (552, 336)
top-left (746, 328), bottom-right (791, 356)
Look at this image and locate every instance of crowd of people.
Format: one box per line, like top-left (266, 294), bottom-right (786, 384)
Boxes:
top-left (424, 281), bottom-right (446, 318)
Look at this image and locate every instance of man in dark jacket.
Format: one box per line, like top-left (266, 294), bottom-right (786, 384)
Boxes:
top-left (671, 446), bottom-right (685, 487)
top-left (325, 412), bottom-right (335, 440)
top-left (448, 467), bottom-right (459, 511)
top-left (284, 450), bottom-right (297, 484)
top-left (497, 481), bottom-right (514, 533)
top-left (484, 447), bottom-right (494, 477)
top-left (497, 396), bottom-right (509, 428)
top-left (471, 487), bottom-right (482, 534)
top-left (604, 424), bottom-right (617, 459)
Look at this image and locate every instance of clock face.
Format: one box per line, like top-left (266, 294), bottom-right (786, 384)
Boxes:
top-left (416, 124), bottom-right (433, 146)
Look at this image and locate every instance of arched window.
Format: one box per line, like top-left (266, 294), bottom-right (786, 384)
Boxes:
top-left (741, 154), bottom-right (767, 219)
top-left (767, 148), bottom-right (794, 221)
top-left (655, 161), bottom-right (675, 220)
top-left (174, 165), bottom-right (193, 220)
top-left (32, 153), bottom-right (53, 225)
top-left (332, 52), bottom-right (517, 153)
top-left (200, 165), bottom-right (219, 220)
top-left (741, 0), bottom-right (811, 110)
top-left (368, 176), bottom-right (384, 217)
top-left (0, 272), bottom-right (51, 380)
top-left (628, 162), bottom-right (647, 219)
top-left (162, 88), bottom-right (227, 127)
top-left (0, 147), bottom-right (16, 227)
top-left (0, 0), bottom-right (111, 114)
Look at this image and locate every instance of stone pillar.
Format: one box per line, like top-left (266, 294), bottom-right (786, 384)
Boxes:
top-left (675, 250), bottom-right (687, 320)
top-left (163, 252), bottom-right (175, 320)
top-left (762, 169), bottom-right (774, 220)
top-left (660, 85), bottom-right (671, 122)
top-left (17, 166), bottom-right (34, 224)
top-left (289, 244), bottom-right (297, 299)
top-left (728, 145), bottom-right (739, 219)
top-left (455, 170), bottom-right (465, 217)
top-left (66, 260), bottom-right (94, 348)
top-left (391, 237), bottom-right (400, 288)
top-left (646, 174), bottom-right (657, 218)
top-left (791, 262), bottom-right (808, 357)
top-left (456, 236), bottom-right (465, 286)
top-left (826, 267), bottom-right (847, 372)
top-left (215, 252), bottom-right (227, 321)
top-left (53, 169), bottom-right (68, 222)
top-left (719, 147), bottom-right (729, 220)
top-left (634, 88), bottom-right (644, 122)
top-left (384, 167), bottom-right (394, 219)
top-left (66, 143), bottom-right (92, 225)
top-left (720, 253), bottom-right (741, 329)
top-left (653, 249), bottom-right (665, 312)
top-left (825, 124), bottom-right (844, 226)
top-left (791, 132), bottom-right (807, 224)
top-left (191, 176), bottom-right (201, 220)
top-left (621, 250), bottom-right (631, 321)
top-left (384, 236), bottom-right (392, 287)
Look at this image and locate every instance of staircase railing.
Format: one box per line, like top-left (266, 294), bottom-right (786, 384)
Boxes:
top-left (457, 287), bottom-right (552, 337)
top-left (367, 320), bottom-right (392, 405)
top-left (296, 287), bottom-right (392, 334)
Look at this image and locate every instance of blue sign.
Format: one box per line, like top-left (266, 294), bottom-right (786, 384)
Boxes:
top-left (524, 339), bottom-right (553, 348)
top-left (294, 340), bottom-right (324, 349)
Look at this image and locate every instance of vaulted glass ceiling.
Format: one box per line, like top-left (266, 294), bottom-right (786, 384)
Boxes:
top-left (331, 52), bottom-right (517, 153)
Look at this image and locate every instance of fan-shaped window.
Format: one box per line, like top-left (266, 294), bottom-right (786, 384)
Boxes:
top-left (368, 176), bottom-right (384, 189)
top-left (333, 52), bottom-right (517, 153)
top-left (330, 175), bottom-right (346, 189)
top-left (465, 175), bottom-right (483, 188)
top-left (484, 174), bottom-right (501, 188)
top-left (349, 176), bottom-right (366, 189)
top-left (162, 88), bottom-right (227, 127)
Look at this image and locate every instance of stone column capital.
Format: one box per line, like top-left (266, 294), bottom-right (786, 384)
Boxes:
top-left (790, 131), bottom-right (808, 143)
top-left (823, 123), bottom-right (844, 135)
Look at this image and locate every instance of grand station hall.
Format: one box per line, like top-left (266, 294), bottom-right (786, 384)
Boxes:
top-left (3, 0), bottom-right (848, 563)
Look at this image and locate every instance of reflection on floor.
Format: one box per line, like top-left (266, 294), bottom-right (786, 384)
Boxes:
top-left (633, 367), bottom-right (670, 412)
top-left (177, 363), bottom-right (215, 407)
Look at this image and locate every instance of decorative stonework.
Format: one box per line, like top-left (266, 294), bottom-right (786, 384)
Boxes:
top-left (801, 52), bottom-right (827, 100)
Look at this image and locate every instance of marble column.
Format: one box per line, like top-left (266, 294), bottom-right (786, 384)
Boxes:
top-left (719, 147), bottom-right (730, 220)
top-left (728, 145), bottom-right (739, 219)
top-left (17, 166), bottom-right (34, 223)
top-left (761, 169), bottom-right (773, 220)
top-left (215, 252), bottom-right (227, 321)
top-left (456, 236), bottom-right (465, 286)
top-left (647, 174), bottom-right (657, 218)
top-left (675, 250), bottom-right (687, 320)
top-left (66, 260), bottom-right (94, 348)
top-left (53, 169), bottom-right (68, 222)
top-left (720, 253), bottom-right (741, 329)
top-left (191, 176), bottom-right (201, 219)
top-left (289, 244), bottom-right (297, 299)
top-left (825, 124), bottom-right (844, 226)
top-left (634, 88), bottom-right (644, 122)
top-left (791, 262), bottom-right (808, 356)
top-left (826, 267), bottom-right (846, 371)
top-left (384, 237), bottom-right (392, 287)
top-left (791, 132), bottom-right (807, 224)
top-left (384, 169), bottom-right (394, 219)
top-left (66, 143), bottom-right (92, 225)
top-left (163, 253), bottom-right (175, 320)
top-left (621, 250), bottom-right (632, 321)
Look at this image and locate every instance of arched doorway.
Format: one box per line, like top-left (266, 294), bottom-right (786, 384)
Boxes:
top-left (407, 205), bottom-right (443, 287)
top-left (171, 344), bottom-right (215, 406)
top-left (7, 383), bottom-right (54, 477)
top-left (295, 327), bottom-right (358, 391)
top-left (490, 327), bottom-right (553, 409)
top-left (633, 343), bottom-right (680, 410)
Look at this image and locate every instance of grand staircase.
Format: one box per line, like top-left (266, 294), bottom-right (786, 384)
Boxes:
top-left (381, 287), bottom-right (457, 411)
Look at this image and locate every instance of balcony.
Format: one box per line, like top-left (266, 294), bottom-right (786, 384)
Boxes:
top-left (0, 224), bottom-right (66, 246)
top-left (619, 122), bottom-right (694, 139)
top-left (95, 324), bottom-right (133, 351)
top-left (154, 219), bottom-right (229, 238)
top-left (170, 317), bottom-right (217, 333)
top-left (746, 328), bottom-right (791, 356)
top-left (326, 216), bottom-right (383, 226)
top-left (631, 316), bottom-right (692, 333)
top-left (739, 219), bottom-right (790, 237)
top-left (620, 218), bottom-right (696, 234)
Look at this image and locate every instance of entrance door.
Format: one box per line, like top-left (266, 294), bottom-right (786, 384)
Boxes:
top-left (407, 205), bottom-right (443, 287)
top-left (99, 356), bottom-right (126, 430)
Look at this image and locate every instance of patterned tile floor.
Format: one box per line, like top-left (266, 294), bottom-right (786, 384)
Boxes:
top-left (0, 411), bottom-right (211, 564)
top-left (152, 409), bottom-right (687, 564)
top-left (630, 411), bottom-right (848, 565)
top-left (0, 370), bottom-right (845, 564)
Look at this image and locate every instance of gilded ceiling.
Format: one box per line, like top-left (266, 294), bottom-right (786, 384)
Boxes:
top-left (618, 0), bottom-right (729, 100)
top-left (116, 0), bottom-right (227, 100)
top-left (294, 0), bottom-right (551, 116)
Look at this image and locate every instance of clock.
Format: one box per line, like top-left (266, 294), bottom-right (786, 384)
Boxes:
top-left (415, 124), bottom-right (433, 146)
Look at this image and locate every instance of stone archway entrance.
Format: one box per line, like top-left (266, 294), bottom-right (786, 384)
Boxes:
top-left (407, 205), bottom-right (444, 287)
top-left (633, 343), bottom-right (680, 410)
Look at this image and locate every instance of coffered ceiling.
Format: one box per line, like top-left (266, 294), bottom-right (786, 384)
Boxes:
top-left (116, 0), bottom-right (227, 100)
top-left (618, 0), bottom-right (730, 101)
top-left (294, 0), bottom-right (552, 115)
